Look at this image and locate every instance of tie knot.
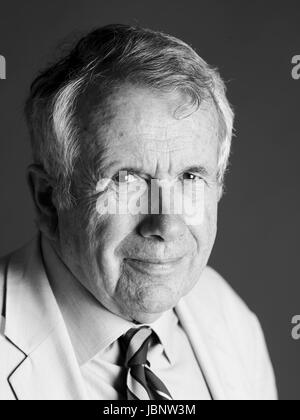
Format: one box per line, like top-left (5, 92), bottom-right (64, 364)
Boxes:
top-left (122, 326), bottom-right (153, 368)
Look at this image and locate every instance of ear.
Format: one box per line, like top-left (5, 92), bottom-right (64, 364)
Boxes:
top-left (27, 164), bottom-right (58, 240)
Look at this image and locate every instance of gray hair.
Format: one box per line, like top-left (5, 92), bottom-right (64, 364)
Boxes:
top-left (25, 24), bottom-right (234, 210)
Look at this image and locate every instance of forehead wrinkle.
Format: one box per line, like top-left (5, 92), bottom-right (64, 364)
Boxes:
top-left (93, 129), bottom-right (215, 178)
top-left (144, 138), bottom-right (194, 153)
top-left (87, 99), bottom-right (216, 154)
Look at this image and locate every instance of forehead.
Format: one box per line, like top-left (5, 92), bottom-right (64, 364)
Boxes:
top-left (88, 84), bottom-right (219, 176)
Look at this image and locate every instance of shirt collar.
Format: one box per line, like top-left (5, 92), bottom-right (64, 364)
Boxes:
top-left (148, 308), bottom-right (178, 364)
top-left (41, 235), bottom-right (177, 366)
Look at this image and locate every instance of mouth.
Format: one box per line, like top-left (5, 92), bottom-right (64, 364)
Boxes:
top-left (124, 256), bottom-right (185, 275)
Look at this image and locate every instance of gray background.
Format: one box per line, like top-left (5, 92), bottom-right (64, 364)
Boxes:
top-left (0, 0), bottom-right (299, 400)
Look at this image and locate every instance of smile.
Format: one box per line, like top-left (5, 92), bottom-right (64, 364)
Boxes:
top-left (124, 257), bottom-right (185, 275)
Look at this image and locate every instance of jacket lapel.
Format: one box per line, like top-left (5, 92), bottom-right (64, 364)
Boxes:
top-left (4, 235), bottom-right (87, 400)
top-left (8, 326), bottom-right (87, 400)
top-left (176, 291), bottom-right (253, 400)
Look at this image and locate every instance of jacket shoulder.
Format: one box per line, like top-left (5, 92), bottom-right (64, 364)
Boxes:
top-left (195, 265), bottom-right (253, 319)
top-left (188, 265), bottom-right (259, 365)
top-left (189, 266), bottom-right (277, 399)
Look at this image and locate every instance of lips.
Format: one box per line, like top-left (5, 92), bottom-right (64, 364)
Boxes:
top-left (124, 256), bottom-right (185, 275)
top-left (127, 257), bottom-right (183, 264)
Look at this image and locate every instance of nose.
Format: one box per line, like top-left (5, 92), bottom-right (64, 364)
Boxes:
top-left (138, 214), bottom-right (186, 242)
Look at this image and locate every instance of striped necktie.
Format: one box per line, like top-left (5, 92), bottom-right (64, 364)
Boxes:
top-left (121, 326), bottom-right (173, 400)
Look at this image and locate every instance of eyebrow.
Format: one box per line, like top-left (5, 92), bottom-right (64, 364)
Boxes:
top-left (112, 166), bottom-right (149, 178)
top-left (106, 164), bottom-right (211, 179)
top-left (180, 165), bottom-right (210, 177)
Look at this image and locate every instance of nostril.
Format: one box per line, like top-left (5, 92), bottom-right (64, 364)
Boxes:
top-left (138, 214), bottom-right (186, 242)
top-left (150, 234), bottom-right (164, 241)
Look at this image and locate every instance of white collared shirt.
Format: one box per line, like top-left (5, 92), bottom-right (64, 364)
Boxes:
top-left (41, 235), bottom-right (211, 400)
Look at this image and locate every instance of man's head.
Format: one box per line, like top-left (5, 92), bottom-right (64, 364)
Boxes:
top-left (25, 24), bottom-right (234, 323)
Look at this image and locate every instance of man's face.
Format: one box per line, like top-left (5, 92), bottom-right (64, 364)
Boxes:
top-left (57, 84), bottom-right (221, 323)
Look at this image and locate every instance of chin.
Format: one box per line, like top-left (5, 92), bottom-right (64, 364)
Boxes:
top-left (124, 285), bottom-right (182, 323)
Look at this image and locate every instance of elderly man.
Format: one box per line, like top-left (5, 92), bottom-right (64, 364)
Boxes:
top-left (0, 24), bottom-right (277, 400)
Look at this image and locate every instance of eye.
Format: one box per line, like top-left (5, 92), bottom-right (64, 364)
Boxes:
top-left (180, 172), bottom-right (203, 181)
top-left (112, 171), bottom-right (137, 184)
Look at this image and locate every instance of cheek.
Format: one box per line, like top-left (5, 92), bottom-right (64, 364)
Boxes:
top-left (206, 195), bottom-right (218, 233)
top-left (87, 213), bottom-right (138, 288)
top-left (204, 193), bottom-right (218, 246)
top-left (98, 214), bottom-right (137, 250)
top-left (180, 180), bottom-right (205, 226)
top-left (188, 189), bottom-right (218, 253)
top-left (58, 212), bottom-right (86, 263)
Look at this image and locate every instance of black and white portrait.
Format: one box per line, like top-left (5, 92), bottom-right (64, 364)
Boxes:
top-left (0, 0), bottom-right (299, 402)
